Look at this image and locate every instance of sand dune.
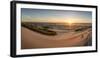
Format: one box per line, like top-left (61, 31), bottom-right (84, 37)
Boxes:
top-left (21, 27), bottom-right (91, 49)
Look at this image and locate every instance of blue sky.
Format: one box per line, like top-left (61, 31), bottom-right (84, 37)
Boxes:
top-left (21, 8), bottom-right (92, 23)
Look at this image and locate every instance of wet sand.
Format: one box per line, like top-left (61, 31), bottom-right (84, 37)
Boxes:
top-left (21, 27), bottom-right (92, 49)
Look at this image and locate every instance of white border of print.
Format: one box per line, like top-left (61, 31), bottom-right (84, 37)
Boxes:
top-left (16, 3), bottom-right (96, 55)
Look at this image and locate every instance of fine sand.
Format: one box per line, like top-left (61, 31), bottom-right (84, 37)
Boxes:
top-left (21, 27), bottom-right (91, 49)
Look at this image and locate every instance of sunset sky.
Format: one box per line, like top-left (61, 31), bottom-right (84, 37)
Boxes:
top-left (21, 8), bottom-right (92, 23)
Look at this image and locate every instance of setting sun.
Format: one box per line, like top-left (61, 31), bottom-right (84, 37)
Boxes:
top-left (68, 20), bottom-right (73, 24)
top-left (67, 19), bottom-right (74, 25)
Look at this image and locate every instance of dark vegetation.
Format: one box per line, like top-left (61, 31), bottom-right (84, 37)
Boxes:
top-left (22, 23), bottom-right (57, 36)
top-left (75, 26), bottom-right (92, 32)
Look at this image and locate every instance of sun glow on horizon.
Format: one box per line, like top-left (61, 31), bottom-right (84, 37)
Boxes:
top-left (66, 18), bottom-right (75, 26)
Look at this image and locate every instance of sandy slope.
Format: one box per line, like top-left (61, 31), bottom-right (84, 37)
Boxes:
top-left (21, 27), bottom-right (91, 49)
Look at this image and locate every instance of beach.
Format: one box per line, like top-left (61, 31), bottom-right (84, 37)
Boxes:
top-left (21, 27), bottom-right (92, 49)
